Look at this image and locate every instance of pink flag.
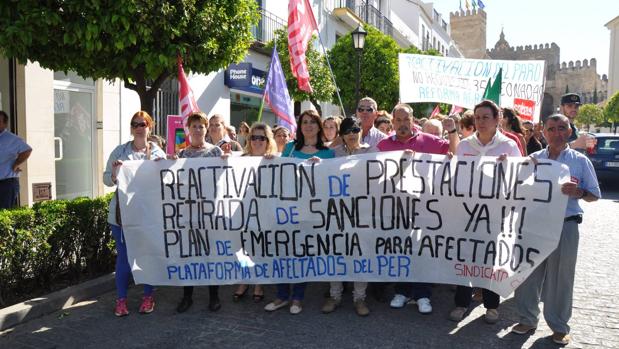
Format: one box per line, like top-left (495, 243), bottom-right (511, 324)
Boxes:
top-left (178, 56), bottom-right (200, 125)
top-left (430, 104), bottom-right (441, 118)
top-left (288, 0), bottom-right (318, 93)
top-left (449, 105), bottom-right (464, 116)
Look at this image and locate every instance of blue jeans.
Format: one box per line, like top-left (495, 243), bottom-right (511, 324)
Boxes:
top-left (0, 178), bottom-right (19, 209)
top-left (276, 283), bottom-right (307, 301)
top-left (111, 224), bottom-right (153, 299)
top-left (394, 282), bottom-right (432, 300)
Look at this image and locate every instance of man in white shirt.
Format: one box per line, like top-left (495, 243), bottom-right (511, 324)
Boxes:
top-left (356, 97), bottom-right (387, 148)
top-left (0, 111), bottom-right (32, 209)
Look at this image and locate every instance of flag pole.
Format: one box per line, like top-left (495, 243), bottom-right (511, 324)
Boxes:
top-left (258, 39), bottom-right (277, 122)
top-left (316, 33), bottom-right (347, 117)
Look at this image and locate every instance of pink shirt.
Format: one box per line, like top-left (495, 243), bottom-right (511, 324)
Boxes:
top-left (377, 132), bottom-right (450, 155)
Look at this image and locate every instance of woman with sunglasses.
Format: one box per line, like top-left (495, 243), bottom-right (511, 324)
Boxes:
top-left (103, 111), bottom-right (167, 317)
top-left (175, 112), bottom-right (227, 314)
top-left (232, 122), bottom-right (278, 303)
top-left (322, 116), bottom-right (376, 317)
top-left (264, 110), bottom-right (335, 315)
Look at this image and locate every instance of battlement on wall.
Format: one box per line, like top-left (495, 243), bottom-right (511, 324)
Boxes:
top-left (557, 58), bottom-right (597, 71)
top-left (449, 9), bottom-right (486, 19)
top-left (488, 42), bottom-right (559, 55)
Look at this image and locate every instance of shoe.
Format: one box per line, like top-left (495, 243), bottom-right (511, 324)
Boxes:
top-left (449, 307), bottom-right (467, 322)
top-left (511, 323), bottom-right (537, 335)
top-left (176, 296), bottom-right (193, 313)
top-left (416, 298), bottom-right (432, 314)
top-left (114, 298), bottom-right (129, 317)
top-left (208, 296), bottom-right (221, 312)
top-left (390, 294), bottom-right (411, 308)
top-left (233, 285), bottom-right (248, 302)
top-left (321, 297), bottom-right (341, 314)
top-left (484, 308), bottom-right (499, 324)
top-left (472, 288), bottom-right (483, 302)
top-left (551, 332), bottom-right (571, 345)
top-left (354, 300), bottom-right (370, 317)
top-left (264, 299), bottom-right (289, 312)
top-left (290, 301), bottom-right (302, 315)
top-left (252, 293), bottom-right (265, 303)
top-left (139, 295), bottom-right (155, 314)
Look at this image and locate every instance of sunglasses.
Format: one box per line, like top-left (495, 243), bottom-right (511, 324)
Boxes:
top-left (250, 135), bottom-right (267, 141)
top-left (131, 122), bottom-right (147, 128)
top-left (357, 107), bottom-right (374, 113)
top-left (342, 127), bottom-right (361, 135)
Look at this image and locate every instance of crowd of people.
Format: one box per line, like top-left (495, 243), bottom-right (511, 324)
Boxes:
top-left (102, 93), bottom-right (600, 346)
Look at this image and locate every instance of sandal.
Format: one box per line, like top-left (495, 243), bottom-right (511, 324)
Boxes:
top-left (252, 293), bottom-right (265, 303)
top-left (233, 285), bottom-right (248, 302)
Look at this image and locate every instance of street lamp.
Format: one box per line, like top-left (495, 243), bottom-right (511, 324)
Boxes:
top-left (351, 25), bottom-right (367, 109)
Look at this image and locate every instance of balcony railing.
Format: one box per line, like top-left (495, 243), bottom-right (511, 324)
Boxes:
top-left (333, 0), bottom-right (393, 37)
top-left (252, 8), bottom-right (287, 44)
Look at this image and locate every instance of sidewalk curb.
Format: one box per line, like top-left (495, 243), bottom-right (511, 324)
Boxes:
top-left (0, 273), bottom-right (115, 331)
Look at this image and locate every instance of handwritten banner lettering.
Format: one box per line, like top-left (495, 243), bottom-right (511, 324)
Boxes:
top-left (117, 153), bottom-right (569, 297)
top-left (399, 53), bottom-right (546, 122)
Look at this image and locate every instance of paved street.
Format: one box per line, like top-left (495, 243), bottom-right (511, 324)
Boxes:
top-left (1, 185), bottom-right (618, 349)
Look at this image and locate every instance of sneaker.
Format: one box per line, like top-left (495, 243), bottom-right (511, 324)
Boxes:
top-left (139, 295), bottom-right (155, 314)
top-left (264, 299), bottom-right (288, 312)
top-left (551, 332), bottom-right (571, 345)
top-left (484, 308), bottom-right (499, 324)
top-left (321, 297), bottom-right (341, 314)
top-left (511, 323), bottom-right (537, 335)
top-left (416, 297), bottom-right (432, 314)
top-left (354, 300), bottom-right (370, 317)
top-left (290, 300), bottom-right (303, 315)
top-left (390, 294), bottom-right (411, 308)
top-left (449, 307), bottom-right (467, 322)
top-left (114, 298), bottom-right (129, 317)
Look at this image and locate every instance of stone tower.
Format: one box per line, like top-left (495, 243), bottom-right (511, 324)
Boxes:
top-left (449, 9), bottom-right (489, 59)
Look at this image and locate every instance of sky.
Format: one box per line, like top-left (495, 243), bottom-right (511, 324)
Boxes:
top-left (430, 0), bottom-right (618, 76)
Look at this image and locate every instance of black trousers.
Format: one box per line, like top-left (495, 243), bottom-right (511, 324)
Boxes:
top-left (454, 286), bottom-right (499, 309)
top-left (183, 285), bottom-right (219, 299)
top-left (0, 178), bottom-right (19, 209)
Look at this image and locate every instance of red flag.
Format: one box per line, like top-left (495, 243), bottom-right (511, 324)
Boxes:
top-left (288, 0), bottom-right (318, 93)
top-left (178, 56), bottom-right (200, 123)
top-left (430, 104), bottom-right (441, 118)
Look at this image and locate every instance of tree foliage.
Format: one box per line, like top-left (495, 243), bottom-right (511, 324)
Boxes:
top-left (329, 25), bottom-right (441, 114)
top-left (603, 90), bottom-right (619, 125)
top-left (0, 0), bottom-right (259, 114)
top-left (265, 28), bottom-right (336, 115)
top-left (577, 104), bottom-right (603, 130)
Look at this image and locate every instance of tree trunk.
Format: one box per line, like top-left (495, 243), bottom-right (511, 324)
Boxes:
top-left (124, 71), bottom-right (171, 116)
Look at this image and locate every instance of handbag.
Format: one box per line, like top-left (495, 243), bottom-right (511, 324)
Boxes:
top-left (115, 142), bottom-right (151, 226)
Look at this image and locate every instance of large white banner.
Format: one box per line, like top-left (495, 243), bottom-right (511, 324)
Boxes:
top-left (118, 153), bottom-right (569, 297)
top-left (399, 53), bottom-right (546, 122)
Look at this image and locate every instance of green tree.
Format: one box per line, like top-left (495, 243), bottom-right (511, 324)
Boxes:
top-left (0, 1), bottom-right (259, 114)
top-left (329, 26), bottom-right (442, 114)
top-left (603, 91), bottom-right (619, 132)
top-left (577, 104), bottom-right (603, 131)
top-left (265, 28), bottom-right (336, 116)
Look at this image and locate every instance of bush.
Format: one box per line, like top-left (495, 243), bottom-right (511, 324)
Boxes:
top-left (0, 193), bottom-right (114, 306)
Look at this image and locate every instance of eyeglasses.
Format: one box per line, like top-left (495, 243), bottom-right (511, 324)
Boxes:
top-left (342, 127), bottom-right (361, 135)
top-left (250, 135), bottom-right (267, 141)
top-left (131, 122), bottom-right (147, 128)
top-left (357, 107), bottom-right (374, 113)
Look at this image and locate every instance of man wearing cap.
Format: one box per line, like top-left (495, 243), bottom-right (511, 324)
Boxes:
top-left (511, 114), bottom-right (600, 345)
top-left (0, 110), bottom-right (32, 209)
top-left (559, 93), bottom-right (593, 150)
top-left (377, 103), bottom-right (459, 314)
top-left (356, 97), bottom-right (387, 148)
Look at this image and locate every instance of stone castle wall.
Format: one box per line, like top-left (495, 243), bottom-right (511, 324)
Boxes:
top-left (449, 10), bottom-right (489, 59)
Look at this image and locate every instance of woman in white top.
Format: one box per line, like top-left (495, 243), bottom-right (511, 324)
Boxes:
top-left (449, 100), bottom-right (520, 325)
